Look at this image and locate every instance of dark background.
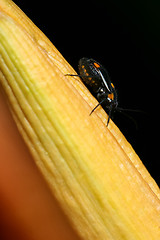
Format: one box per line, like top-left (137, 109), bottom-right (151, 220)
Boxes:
top-left (14, 0), bottom-right (159, 185)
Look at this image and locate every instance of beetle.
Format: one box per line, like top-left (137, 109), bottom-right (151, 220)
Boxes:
top-left (66, 57), bottom-right (141, 126)
top-left (66, 57), bottom-right (118, 125)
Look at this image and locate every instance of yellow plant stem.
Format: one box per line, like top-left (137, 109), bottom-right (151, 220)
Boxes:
top-left (0, 0), bottom-right (160, 239)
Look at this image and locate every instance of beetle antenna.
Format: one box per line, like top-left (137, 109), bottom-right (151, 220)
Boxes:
top-left (116, 107), bottom-right (146, 114)
top-left (116, 108), bottom-right (139, 129)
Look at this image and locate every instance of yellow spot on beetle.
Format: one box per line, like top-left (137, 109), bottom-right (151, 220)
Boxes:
top-left (108, 93), bottom-right (114, 100)
top-left (111, 83), bottom-right (115, 88)
top-left (93, 62), bottom-right (100, 68)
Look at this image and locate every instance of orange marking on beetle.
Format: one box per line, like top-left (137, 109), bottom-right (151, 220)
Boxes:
top-left (111, 83), bottom-right (115, 88)
top-left (108, 93), bottom-right (114, 100)
top-left (93, 62), bottom-right (100, 68)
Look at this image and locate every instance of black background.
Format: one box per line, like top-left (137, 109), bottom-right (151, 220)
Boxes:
top-left (14, 0), bottom-right (159, 186)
